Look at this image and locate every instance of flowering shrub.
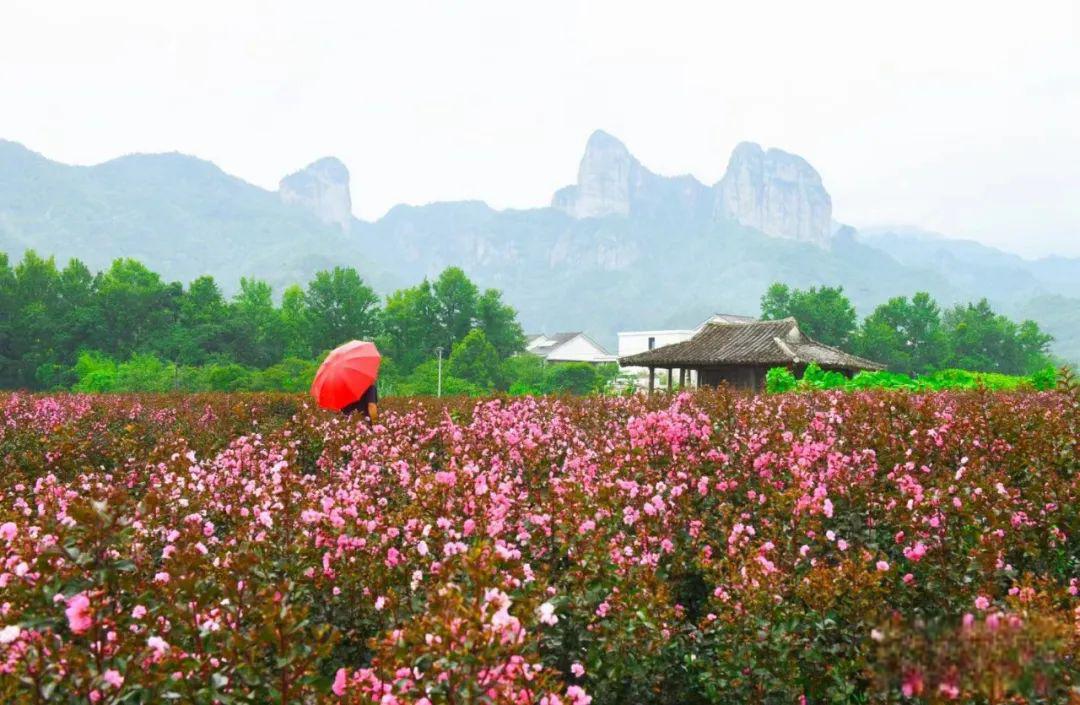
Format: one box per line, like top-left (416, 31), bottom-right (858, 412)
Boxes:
top-left (0, 388), bottom-right (1077, 703)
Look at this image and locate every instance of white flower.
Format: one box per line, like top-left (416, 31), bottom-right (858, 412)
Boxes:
top-left (538, 601), bottom-right (558, 626)
top-left (0, 625), bottom-right (21, 644)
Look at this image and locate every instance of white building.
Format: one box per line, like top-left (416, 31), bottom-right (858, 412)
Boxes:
top-left (525, 332), bottom-right (617, 364)
top-left (617, 314), bottom-right (758, 387)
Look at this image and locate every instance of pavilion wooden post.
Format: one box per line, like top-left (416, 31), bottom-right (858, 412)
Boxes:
top-left (679, 368), bottom-right (686, 388)
top-left (648, 367), bottom-right (655, 394)
top-left (667, 367), bottom-right (673, 392)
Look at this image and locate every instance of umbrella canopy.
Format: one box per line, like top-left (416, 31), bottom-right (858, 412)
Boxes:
top-left (310, 340), bottom-right (382, 411)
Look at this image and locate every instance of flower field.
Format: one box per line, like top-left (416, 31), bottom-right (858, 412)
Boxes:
top-left (0, 389), bottom-right (1077, 704)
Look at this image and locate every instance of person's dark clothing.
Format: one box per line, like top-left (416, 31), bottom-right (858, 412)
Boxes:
top-left (341, 383), bottom-right (378, 420)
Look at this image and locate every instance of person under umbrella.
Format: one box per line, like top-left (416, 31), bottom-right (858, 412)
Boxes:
top-left (341, 380), bottom-right (378, 423)
top-left (310, 340), bottom-right (381, 425)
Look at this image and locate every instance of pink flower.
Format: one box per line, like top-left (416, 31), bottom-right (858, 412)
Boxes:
top-left (901, 669), bottom-right (924, 697)
top-left (65, 593), bottom-right (92, 634)
top-left (332, 668), bottom-right (348, 696)
top-left (147, 635), bottom-right (169, 654)
top-left (974, 595), bottom-right (990, 610)
top-left (571, 662), bottom-right (585, 678)
top-left (938, 681), bottom-right (960, 699)
top-left (566, 685), bottom-right (592, 705)
top-left (875, 560), bottom-right (890, 572)
top-left (102, 669), bottom-right (124, 688)
top-left (0, 522), bottom-right (17, 541)
top-left (132, 605), bottom-right (147, 619)
top-left (374, 596), bottom-right (386, 611)
top-left (153, 572), bottom-right (170, 584)
top-left (903, 542), bottom-right (927, 562)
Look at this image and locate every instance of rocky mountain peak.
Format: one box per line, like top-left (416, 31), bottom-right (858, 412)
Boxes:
top-left (552, 132), bottom-right (833, 245)
top-left (278, 157), bottom-right (352, 231)
top-left (714, 142), bottom-right (832, 246)
top-left (552, 130), bottom-right (639, 218)
top-left (552, 130), bottom-right (712, 220)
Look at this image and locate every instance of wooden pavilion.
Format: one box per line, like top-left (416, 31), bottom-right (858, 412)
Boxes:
top-left (618, 317), bottom-right (885, 392)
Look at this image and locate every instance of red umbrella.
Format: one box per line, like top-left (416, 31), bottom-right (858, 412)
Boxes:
top-left (310, 340), bottom-right (382, 411)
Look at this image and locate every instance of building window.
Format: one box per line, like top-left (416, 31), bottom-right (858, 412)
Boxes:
top-left (647, 336), bottom-right (655, 350)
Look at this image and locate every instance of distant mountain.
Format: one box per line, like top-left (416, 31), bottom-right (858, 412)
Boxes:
top-left (279, 157), bottom-right (353, 231)
top-left (1, 134), bottom-right (1077, 362)
top-left (551, 130), bottom-right (832, 245)
top-left (856, 225), bottom-right (1080, 362)
top-left (857, 226), bottom-right (1080, 301)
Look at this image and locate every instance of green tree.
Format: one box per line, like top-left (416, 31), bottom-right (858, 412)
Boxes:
top-left (399, 359), bottom-right (480, 397)
top-left (229, 278), bottom-right (284, 367)
top-left (115, 353), bottom-right (175, 392)
top-left (250, 357), bottom-right (319, 392)
top-left (97, 258), bottom-right (181, 358)
top-left (502, 354), bottom-right (546, 395)
top-left (305, 267), bottom-right (380, 354)
top-left (760, 283), bottom-right (857, 347)
top-left (433, 267), bottom-right (479, 350)
top-left (0, 249), bottom-right (532, 392)
top-left (759, 283), bottom-right (793, 321)
top-left (0, 253), bottom-right (14, 386)
top-left (280, 284), bottom-right (313, 359)
top-left (7, 251), bottom-right (62, 387)
top-left (448, 329), bottom-right (501, 390)
top-left (380, 280), bottom-right (441, 373)
top-left (544, 362), bottom-right (600, 395)
top-left (854, 292), bottom-right (948, 375)
top-left (943, 299), bottom-right (1052, 374)
top-left (174, 275), bottom-right (230, 364)
top-left (476, 288), bottom-right (525, 358)
top-left (29, 258), bottom-right (102, 389)
top-left (71, 351), bottom-right (119, 392)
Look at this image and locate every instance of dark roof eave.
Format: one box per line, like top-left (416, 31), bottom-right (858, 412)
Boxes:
top-left (619, 355), bottom-right (796, 367)
top-left (619, 354), bottom-right (886, 370)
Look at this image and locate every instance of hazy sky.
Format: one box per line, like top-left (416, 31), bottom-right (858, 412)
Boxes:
top-left (2, 1), bottom-right (1078, 257)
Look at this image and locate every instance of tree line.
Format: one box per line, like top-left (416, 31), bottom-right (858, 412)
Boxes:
top-left (0, 251), bottom-right (618, 395)
top-left (0, 250), bottom-right (1058, 395)
top-left (759, 283), bottom-right (1055, 376)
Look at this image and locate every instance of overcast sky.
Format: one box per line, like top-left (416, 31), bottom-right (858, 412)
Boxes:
top-left (2, 0), bottom-right (1078, 257)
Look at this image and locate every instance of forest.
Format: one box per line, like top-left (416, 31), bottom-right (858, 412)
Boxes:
top-left (0, 251), bottom-right (1057, 395)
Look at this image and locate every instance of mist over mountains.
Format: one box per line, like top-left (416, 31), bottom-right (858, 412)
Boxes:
top-left (1, 132), bottom-right (1077, 361)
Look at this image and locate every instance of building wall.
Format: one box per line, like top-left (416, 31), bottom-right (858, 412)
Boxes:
top-left (617, 329), bottom-right (695, 387)
top-left (546, 335), bottom-right (616, 363)
top-left (699, 365), bottom-right (771, 392)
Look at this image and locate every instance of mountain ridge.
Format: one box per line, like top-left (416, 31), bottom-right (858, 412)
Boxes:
top-left (1, 134), bottom-right (1077, 361)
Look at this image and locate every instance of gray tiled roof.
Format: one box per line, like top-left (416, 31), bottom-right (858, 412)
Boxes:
top-left (619, 317), bottom-right (885, 370)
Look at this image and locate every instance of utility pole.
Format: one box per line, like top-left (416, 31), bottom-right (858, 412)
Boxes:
top-left (435, 346), bottom-right (444, 398)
